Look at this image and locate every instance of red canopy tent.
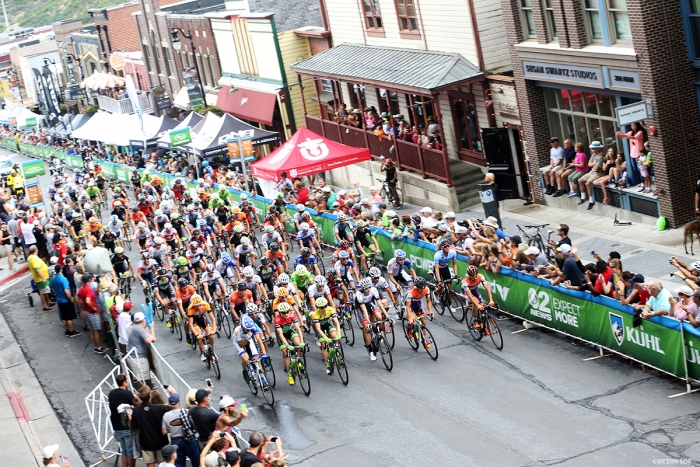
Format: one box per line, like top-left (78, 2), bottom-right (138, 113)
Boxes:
top-left (250, 127), bottom-right (371, 182)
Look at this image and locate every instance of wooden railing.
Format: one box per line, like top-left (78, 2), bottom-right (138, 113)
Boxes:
top-left (305, 114), bottom-right (452, 186)
top-left (96, 93), bottom-right (154, 115)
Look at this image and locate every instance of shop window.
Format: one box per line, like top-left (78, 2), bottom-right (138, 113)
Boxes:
top-left (545, 0), bottom-right (557, 39)
top-left (450, 94), bottom-right (482, 153)
top-left (163, 47), bottom-right (174, 77)
top-left (396, 0), bottom-right (419, 32)
top-left (688, 0), bottom-right (700, 59)
top-left (142, 44), bottom-right (152, 73)
top-left (363, 0), bottom-right (383, 30)
top-left (583, 0), bottom-right (604, 41)
top-left (607, 0), bottom-right (631, 41)
top-left (520, 0), bottom-right (537, 38)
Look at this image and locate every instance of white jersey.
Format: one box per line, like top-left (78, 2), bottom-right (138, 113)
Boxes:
top-left (107, 220), bottom-right (124, 235)
top-left (261, 231), bottom-right (282, 247)
top-left (355, 287), bottom-right (380, 304)
top-left (201, 270), bottom-right (223, 285)
top-left (243, 275), bottom-right (262, 291)
top-left (371, 276), bottom-right (390, 290)
top-left (149, 244), bottom-right (168, 259)
top-left (215, 259), bottom-right (237, 278)
top-left (307, 283), bottom-right (330, 298)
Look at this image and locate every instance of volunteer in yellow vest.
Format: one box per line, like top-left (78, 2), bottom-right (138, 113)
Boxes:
top-left (8, 169), bottom-right (24, 196)
top-left (27, 245), bottom-right (53, 310)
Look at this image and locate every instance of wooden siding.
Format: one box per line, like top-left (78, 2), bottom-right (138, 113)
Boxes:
top-left (212, 19), bottom-right (241, 75)
top-left (324, 0), bottom-right (366, 46)
top-left (419, 0), bottom-right (478, 65)
top-left (473, 0), bottom-right (511, 73)
top-left (279, 30), bottom-right (321, 130)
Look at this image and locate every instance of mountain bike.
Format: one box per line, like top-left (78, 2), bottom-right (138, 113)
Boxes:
top-left (516, 224), bottom-right (555, 263)
top-left (378, 179), bottom-right (403, 208)
top-left (201, 333), bottom-right (221, 379)
top-left (245, 356), bottom-right (275, 406)
top-left (467, 303), bottom-right (504, 351)
top-left (322, 336), bottom-right (349, 385)
top-left (287, 344), bottom-right (311, 396)
top-left (402, 315), bottom-right (438, 360)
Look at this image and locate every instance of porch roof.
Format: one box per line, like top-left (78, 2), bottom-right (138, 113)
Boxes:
top-left (290, 43), bottom-right (483, 94)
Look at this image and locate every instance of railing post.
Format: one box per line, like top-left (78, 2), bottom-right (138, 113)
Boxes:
top-left (383, 89), bottom-right (401, 168)
top-left (416, 142), bottom-right (427, 179)
top-left (432, 92), bottom-right (454, 188)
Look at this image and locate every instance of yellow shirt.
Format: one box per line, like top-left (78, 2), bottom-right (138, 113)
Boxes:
top-left (312, 306), bottom-right (336, 322)
top-left (27, 254), bottom-right (48, 284)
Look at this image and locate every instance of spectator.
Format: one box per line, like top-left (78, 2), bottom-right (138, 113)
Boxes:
top-left (240, 433), bottom-right (267, 467)
top-left (543, 137), bottom-right (564, 195)
top-left (77, 274), bottom-right (107, 354)
top-left (618, 121), bottom-right (646, 162)
top-left (276, 172), bottom-right (294, 192)
top-left (108, 374), bottom-right (135, 467)
top-left (548, 224), bottom-right (571, 254)
top-left (116, 301), bottom-right (133, 354)
top-left (159, 444), bottom-right (178, 467)
top-left (593, 260), bottom-right (615, 298)
top-left (50, 265), bottom-right (80, 337)
top-left (199, 432), bottom-right (236, 467)
top-left (249, 434), bottom-right (287, 466)
top-left (671, 286), bottom-right (698, 322)
top-left (554, 139), bottom-right (575, 197)
top-left (41, 445), bottom-right (69, 467)
top-left (131, 387), bottom-right (172, 467)
top-left (189, 389), bottom-right (221, 450)
top-left (483, 216), bottom-right (508, 239)
top-left (28, 245), bottom-right (52, 310)
top-left (0, 221), bottom-right (13, 271)
top-left (640, 281), bottom-right (675, 319)
top-left (127, 311), bottom-right (156, 388)
top-left (578, 141), bottom-right (605, 210)
top-left (591, 147), bottom-right (617, 205)
top-left (216, 396), bottom-right (248, 450)
top-left (352, 180), bottom-right (364, 201)
top-left (690, 290), bottom-right (700, 328)
top-left (549, 244), bottom-right (585, 287)
top-left (524, 246), bottom-right (549, 270)
top-left (368, 186), bottom-right (382, 204)
top-left (670, 257), bottom-right (699, 290)
top-left (161, 392), bottom-right (200, 467)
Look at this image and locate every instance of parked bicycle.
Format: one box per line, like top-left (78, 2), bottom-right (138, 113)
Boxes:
top-left (516, 224), bottom-right (555, 263)
top-left (378, 179), bottom-right (403, 208)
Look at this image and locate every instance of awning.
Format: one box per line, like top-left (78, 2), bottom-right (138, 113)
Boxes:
top-left (291, 43), bottom-right (484, 94)
top-left (216, 85), bottom-right (278, 126)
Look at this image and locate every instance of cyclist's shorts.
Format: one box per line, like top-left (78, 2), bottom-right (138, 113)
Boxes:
top-left (192, 323), bottom-right (213, 337)
top-left (409, 300), bottom-right (425, 315)
top-left (318, 321), bottom-right (336, 335)
top-left (156, 287), bottom-right (174, 299)
top-left (463, 288), bottom-right (483, 303)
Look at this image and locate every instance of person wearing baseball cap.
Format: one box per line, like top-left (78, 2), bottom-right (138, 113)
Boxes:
top-left (216, 396), bottom-right (248, 450)
top-left (189, 389), bottom-right (220, 449)
top-left (162, 390), bottom-right (201, 467)
top-left (550, 243), bottom-right (585, 288)
top-left (41, 445), bottom-right (67, 467)
top-left (160, 444), bottom-right (178, 467)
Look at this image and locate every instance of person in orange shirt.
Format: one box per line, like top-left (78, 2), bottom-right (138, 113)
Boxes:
top-left (130, 208), bottom-right (147, 231)
top-left (228, 282), bottom-right (253, 321)
top-left (86, 216), bottom-right (102, 244)
top-left (187, 294), bottom-right (217, 360)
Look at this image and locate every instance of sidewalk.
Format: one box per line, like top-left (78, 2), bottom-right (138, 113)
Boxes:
top-left (0, 253), bottom-right (29, 287)
top-left (0, 275), bottom-right (85, 467)
top-left (458, 199), bottom-right (689, 293)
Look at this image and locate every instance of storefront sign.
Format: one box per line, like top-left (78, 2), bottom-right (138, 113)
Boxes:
top-left (608, 69), bottom-right (640, 91)
top-left (65, 85), bottom-right (87, 101)
top-left (522, 61), bottom-right (603, 87)
top-left (26, 181), bottom-right (43, 207)
top-left (152, 86), bottom-right (171, 110)
top-left (241, 136), bottom-right (254, 156)
top-left (21, 159), bottom-right (45, 178)
top-left (109, 52), bottom-right (125, 72)
top-left (169, 127), bottom-right (192, 147)
top-left (615, 100), bottom-right (654, 127)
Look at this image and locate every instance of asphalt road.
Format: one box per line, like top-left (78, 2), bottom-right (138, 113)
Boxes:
top-left (2, 149), bottom-right (700, 466)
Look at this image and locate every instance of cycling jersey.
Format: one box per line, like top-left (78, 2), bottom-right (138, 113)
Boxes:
top-left (334, 221), bottom-right (353, 235)
top-left (293, 255), bottom-right (317, 270)
top-left (261, 231), bottom-right (282, 247)
top-left (312, 306), bottom-right (336, 323)
top-left (137, 261), bottom-right (156, 276)
top-left (186, 248), bottom-right (205, 264)
top-left (87, 222), bottom-right (102, 233)
top-left (233, 326), bottom-right (262, 358)
top-left (291, 269), bottom-right (313, 289)
top-left (235, 244), bottom-right (254, 259)
top-left (273, 283), bottom-right (296, 296)
top-left (434, 249), bottom-right (457, 267)
top-left (333, 259), bottom-right (356, 279)
top-left (111, 254), bottom-right (131, 274)
top-left (307, 284), bottom-right (330, 299)
top-left (273, 313), bottom-right (299, 334)
top-left (355, 287), bottom-right (380, 305)
top-left (463, 274), bottom-right (485, 293)
top-left (187, 303), bottom-right (212, 329)
top-left (155, 274), bottom-right (174, 292)
top-left (229, 290), bottom-right (253, 306)
top-left (264, 250), bottom-right (285, 264)
top-left (149, 245), bottom-right (168, 261)
top-left (161, 227), bottom-right (177, 242)
top-left (371, 276), bottom-right (390, 290)
top-left (354, 227), bottom-right (372, 246)
top-left (297, 229), bottom-right (315, 241)
top-left (201, 271), bottom-right (223, 286)
top-left (215, 259), bottom-right (237, 279)
top-left (175, 264), bottom-right (191, 279)
top-left (243, 276), bottom-right (262, 292)
top-left (407, 286), bottom-right (430, 313)
top-left (134, 228), bottom-right (150, 240)
top-left (107, 220), bottom-right (124, 235)
top-left (272, 296), bottom-right (295, 312)
top-left (257, 265), bottom-right (275, 281)
top-left (176, 285), bottom-right (196, 304)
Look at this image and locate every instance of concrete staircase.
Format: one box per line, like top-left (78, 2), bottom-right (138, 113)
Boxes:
top-left (451, 159), bottom-right (485, 211)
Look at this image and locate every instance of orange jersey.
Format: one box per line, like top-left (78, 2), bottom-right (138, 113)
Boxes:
top-left (229, 290), bottom-right (253, 306)
top-left (87, 222), bottom-right (103, 232)
top-left (130, 211), bottom-right (145, 224)
top-left (176, 285), bottom-right (196, 303)
top-left (407, 286), bottom-right (429, 302)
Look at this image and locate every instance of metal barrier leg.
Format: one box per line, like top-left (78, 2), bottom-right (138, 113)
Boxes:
top-left (582, 346), bottom-right (613, 361)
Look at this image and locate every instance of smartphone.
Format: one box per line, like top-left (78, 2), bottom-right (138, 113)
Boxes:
top-left (163, 384), bottom-right (170, 390)
top-left (205, 378), bottom-right (212, 388)
top-left (240, 403), bottom-right (247, 412)
top-left (270, 436), bottom-right (278, 443)
top-left (219, 432), bottom-right (226, 439)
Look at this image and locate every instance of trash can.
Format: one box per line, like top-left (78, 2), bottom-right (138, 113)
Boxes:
top-left (478, 183), bottom-right (502, 228)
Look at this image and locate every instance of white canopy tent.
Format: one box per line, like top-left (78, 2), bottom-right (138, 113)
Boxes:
top-left (184, 112), bottom-right (222, 152)
top-left (70, 111), bottom-right (160, 146)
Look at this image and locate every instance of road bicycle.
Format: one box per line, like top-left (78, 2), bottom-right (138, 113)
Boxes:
top-left (118, 273), bottom-right (132, 301)
top-left (377, 178), bottom-right (403, 208)
top-left (402, 315), bottom-right (438, 361)
top-left (214, 300), bottom-right (232, 339)
top-left (516, 224), bottom-right (555, 263)
top-left (321, 336), bottom-right (349, 385)
top-left (467, 303), bottom-right (504, 351)
top-left (165, 304), bottom-right (182, 341)
top-left (368, 319), bottom-right (393, 371)
top-left (245, 356), bottom-right (275, 406)
top-left (428, 272), bottom-right (465, 322)
top-left (123, 225), bottom-right (133, 251)
top-left (201, 333), bottom-right (221, 379)
top-left (357, 250), bottom-right (383, 278)
top-left (335, 302), bottom-right (355, 347)
top-left (287, 344), bottom-right (311, 396)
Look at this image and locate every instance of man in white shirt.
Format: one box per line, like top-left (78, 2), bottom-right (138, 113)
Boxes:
top-left (543, 137), bottom-right (564, 195)
top-left (157, 444), bottom-right (177, 467)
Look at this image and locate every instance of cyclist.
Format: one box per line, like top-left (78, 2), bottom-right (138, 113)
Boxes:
top-left (111, 246), bottom-right (135, 281)
top-left (307, 275), bottom-right (334, 312)
top-left (160, 222), bottom-right (180, 252)
top-left (235, 237), bottom-right (256, 269)
top-left (176, 278), bottom-right (196, 345)
top-left (326, 269), bottom-right (350, 317)
top-left (273, 301), bottom-right (305, 386)
top-left (261, 225), bottom-right (284, 253)
top-left (241, 266), bottom-right (268, 303)
top-left (85, 181), bottom-right (102, 204)
top-left (130, 207), bottom-right (147, 233)
top-left (334, 213), bottom-right (354, 244)
top-left (186, 241), bottom-right (208, 273)
top-left (100, 225), bottom-right (118, 253)
top-left (312, 296), bottom-right (341, 375)
top-left (264, 242), bottom-right (288, 275)
top-left (170, 212), bottom-right (190, 239)
top-left (434, 238), bottom-right (459, 283)
top-left (246, 303), bottom-right (272, 349)
top-left (386, 250), bottom-right (416, 299)
top-left (193, 220), bottom-right (215, 258)
top-left (107, 215), bottom-right (125, 248)
top-left (274, 273), bottom-right (305, 325)
top-left (257, 256), bottom-right (277, 293)
top-left (174, 256), bottom-right (198, 286)
top-left (235, 313), bottom-right (270, 383)
top-left (381, 158), bottom-right (399, 202)
top-left (332, 240), bottom-right (360, 279)
top-left (154, 268), bottom-right (177, 319)
top-left (86, 216), bottom-right (102, 245)
top-left (291, 264), bottom-right (314, 305)
top-left (293, 247), bottom-right (320, 276)
top-left (201, 263), bottom-right (227, 310)
top-left (405, 276), bottom-right (434, 347)
top-left (215, 252), bottom-right (239, 286)
top-left (228, 280), bottom-right (253, 322)
top-left (333, 250), bottom-right (357, 290)
top-left (462, 265), bottom-right (494, 327)
top-left (368, 267), bottom-right (397, 310)
top-left (187, 294), bottom-right (217, 361)
top-left (68, 212), bottom-right (85, 243)
top-left (134, 222), bottom-right (151, 253)
top-left (296, 222), bottom-right (320, 256)
top-left (355, 277), bottom-right (387, 361)
top-left (149, 236), bottom-right (170, 269)
top-left (353, 220), bottom-right (380, 272)
top-left (137, 252), bottom-right (157, 296)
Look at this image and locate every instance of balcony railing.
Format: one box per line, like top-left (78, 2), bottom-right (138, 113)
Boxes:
top-left (96, 93), bottom-right (153, 115)
top-left (306, 115), bottom-right (452, 186)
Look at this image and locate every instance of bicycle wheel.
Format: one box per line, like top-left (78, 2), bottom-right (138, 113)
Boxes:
top-left (448, 292), bottom-right (466, 323)
top-left (219, 310), bottom-right (232, 339)
top-left (174, 317), bottom-right (182, 341)
top-left (212, 352), bottom-right (221, 380)
top-left (335, 343), bottom-right (349, 385)
top-left (382, 320), bottom-right (395, 350)
top-left (392, 187), bottom-right (404, 208)
top-left (297, 360), bottom-right (311, 396)
top-left (402, 318), bottom-right (419, 350)
top-left (154, 301), bottom-right (164, 321)
top-left (377, 336), bottom-right (393, 371)
top-left (205, 346), bottom-right (212, 369)
top-left (263, 359), bottom-right (276, 388)
top-left (261, 376), bottom-right (275, 406)
top-left (246, 370), bottom-right (259, 395)
top-left (432, 289), bottom-right (445, 316)
top-left (341, 316), bottom-right (355, 346)
top-left (467, 315), bottom-right (484, 342)
top-left (422, 327), bottom-right (439, 361)
top-left (125, 233), bottom-right (132, 251)
top-left (316, 258), bottom-right (325, 276)
top-left (486, 315), bottom-right (503, 351)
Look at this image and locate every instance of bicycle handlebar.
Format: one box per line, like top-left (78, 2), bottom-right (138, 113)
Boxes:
top-left (524, 224), bottom-right (549, 229)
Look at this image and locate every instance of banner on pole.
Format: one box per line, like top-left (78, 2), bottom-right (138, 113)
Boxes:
top-left (21, 159), bottom-right (45, 178)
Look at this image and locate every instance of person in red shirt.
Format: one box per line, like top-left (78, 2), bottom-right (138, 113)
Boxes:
top-left (295, 181), bottom-right (309, 205)
top-left (629, 274), bottom-right (651, 306)
top-left (593, 260), bottom-right (615, 298)
top-left (76, 274), bottom-right (106, 354)
top-left (54, 234), bottom-right (68, 265)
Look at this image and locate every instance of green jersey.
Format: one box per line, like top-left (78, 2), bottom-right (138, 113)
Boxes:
top-left (291, 269), bottom-right (313, 288)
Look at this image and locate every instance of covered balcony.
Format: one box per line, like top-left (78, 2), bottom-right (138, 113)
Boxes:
top-left (96, 93), bottom-right (154, 115)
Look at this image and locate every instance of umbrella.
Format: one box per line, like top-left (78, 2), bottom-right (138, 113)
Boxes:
top-left (80, 72), bottom-right (126, 90)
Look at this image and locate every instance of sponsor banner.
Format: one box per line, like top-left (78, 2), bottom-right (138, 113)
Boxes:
top-left (21, 159), bottom-right (45, 178)
top-left (170, 127), bottom-right (192, 147)
top-left (25, 180), bottom-right (43, 207)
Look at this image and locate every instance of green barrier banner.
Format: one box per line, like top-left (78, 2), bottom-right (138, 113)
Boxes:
top-left (21, 159), bottom-right (45, 178)
top-left (684, 330), bottom-right (700, 381)
top-left (115, 166), bottom-right (131, 183)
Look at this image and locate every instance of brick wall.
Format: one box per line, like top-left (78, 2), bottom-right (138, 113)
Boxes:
top-left (561, 0), bottom-right (587, 49)
top-left (166, 16), bottom-right (222, 90)
top-left (550, 0), bottom-right (569, 48)
top-left (532, 0), bottom-right (549, 45)
top-left (628, 0), bottom-right (700, 227)
top-left (52, 20), bottom-right (83, 44)
top-left (94, 4), bottom-right (142, 53)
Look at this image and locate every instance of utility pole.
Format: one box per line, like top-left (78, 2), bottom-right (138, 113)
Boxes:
top-left (0, 0), bottom-right (9, 32)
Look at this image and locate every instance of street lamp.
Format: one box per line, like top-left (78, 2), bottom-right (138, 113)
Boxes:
top-left (170, 27), bottom-right (207, 109)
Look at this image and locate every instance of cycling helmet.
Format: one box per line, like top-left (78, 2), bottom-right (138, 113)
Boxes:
top-left (264, 225), bottom-right (274, 234)
top-left (314, 275), bottom-right (326, 286)
top-left (296, 204), bottom-right (305, 211)
top-left (164, 223), bottom-right (173, 230)
top-left (206, 263), bottom-right (215, 272)
top-left (233, 225), bottom-right (244, 233)
top-left (141, 252), bottom-right (150, 259)
top-left (369, 267), bottom-right (382, 278)
top-left (171, 213), bottom-right (179, 219)
top-left (300, 247), bottom-right (311, 257)
top-left (103, 225), bottom-right (110, 232)
top-left (191, 294), bottom-right (203, 306)
top-left (72, 212), bottom-right (81, 218)
top-left (355, 220), bottom-right (365, 228)
top-left (131, 207), bottom-right (139, 213)
top-left (277, 302), bottom-right (291, 314)
top-left (204, 210), bottom-right (214, 218)
top-left (110, 215), bottom-right (118, 222)
top-left (177, 278), bottom-right (189, 287)
top-left (154, 236), bottom-right (164, 245)
top-left (278, 273), bottom-right (290, 284)
top-left (89, 216), bottom-right (98, 223)
top-left (326, 269), bottom-right (338, 279)
top-left (277, 287), bottom-right (289, 297)
top-left (300, 222), bottom-right (310, 231)
top-left (246, 303), bottom-right (258, 314)
top-left (468, 265), bottom-right (478, 277)
top-left (189, 241), bottom-right (198, 248)
top-left (236, 280), bottom-right (247, 290)
top-left (240, 193), bottom-right (248, 201)
top-left (339, 240), bottom-right (349, 249)
top-left (113, 200), bottom-right (122, 207)
top-left (155, 209), bottom-right (163, 216)
top-left (88, 181), bottom-right (95, 187)
top-left (260, 256), bottom-right (271, 266)
top-left (177, 256), bottom-right (188, 266)
top-left (243, 266), bottom-right (255, 277)
top-left (269, 242), bottom-right (280, 251)
top-left (241, 315), bottom-right (256, 332)
top-left (232, 206), bottom-right (241, 214)
top-left (359, 278), bottom-right (372, 289)
top-left (221, 252), bottom-right (232, 263)
top-left (295, 264), bottom-right (307, 274)
top-left (197, 219), bottom-right (207, 227)
top-left (439, 239), bottom-right (452, 249)
top-left (338, 213), bottom-right (347, 221)
top-left (241, 237), bottom-right (250, 246)
top-left (137, 222), bottom-right (146, 229)
top-left (338, 250), bottom-right (349, 259)
top-left (115, 246), bottom-right (124, 254)
top-left (415, 277), bottom-right (427, 289)
top-left (157, 268), bottom-right (167, 276)
top-left (315, 297), bottom-right (329, 308)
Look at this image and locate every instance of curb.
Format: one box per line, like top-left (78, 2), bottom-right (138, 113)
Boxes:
top-left (0, 266), bottom-right (29, 287)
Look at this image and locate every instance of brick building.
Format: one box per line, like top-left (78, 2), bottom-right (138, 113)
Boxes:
top-left (89, 2), bottom-right (143, 59)
top-left (500, 0), bottom-right (700, 227)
